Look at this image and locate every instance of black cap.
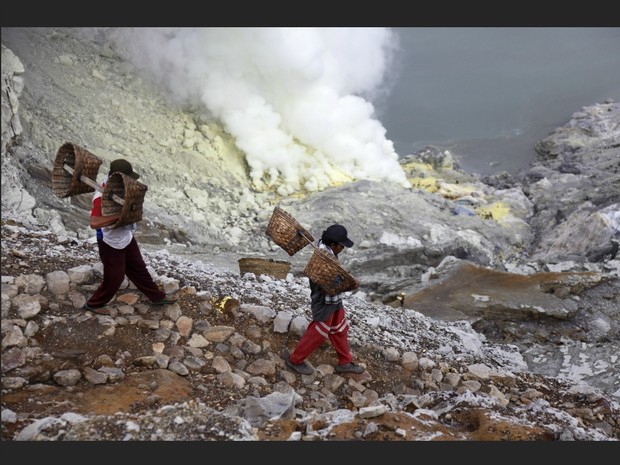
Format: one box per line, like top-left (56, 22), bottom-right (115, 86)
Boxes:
top-left (109, 159), bottom-right (140, 180)
top-left (324, 224), bottom-right (354, 248)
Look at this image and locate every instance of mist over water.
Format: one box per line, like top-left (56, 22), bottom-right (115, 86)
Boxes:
top-left (381, 27), bottom-right (620, 175)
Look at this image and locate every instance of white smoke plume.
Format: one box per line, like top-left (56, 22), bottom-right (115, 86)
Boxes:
top-left (105, 27), bottom-right (409, 194)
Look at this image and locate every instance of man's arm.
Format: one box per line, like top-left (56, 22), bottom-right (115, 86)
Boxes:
top-left (89, 187), bottom-right (120, 229)
top-left (90, 213), bottom-right (121, 229)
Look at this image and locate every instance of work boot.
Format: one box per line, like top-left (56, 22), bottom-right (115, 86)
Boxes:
top-left (285, 355), bottom-right (314, 375)
top-left (335, 362), bottom-right (364, 374)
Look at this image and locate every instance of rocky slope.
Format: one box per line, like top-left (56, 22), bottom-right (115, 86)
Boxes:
top-left (1, 221), bottom-right (618, 443)
top-left (1, 27), bottom-right (619, 447)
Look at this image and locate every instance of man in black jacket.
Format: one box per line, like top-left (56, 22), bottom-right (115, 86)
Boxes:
top-left (284, 224), bottom-right (364, 375)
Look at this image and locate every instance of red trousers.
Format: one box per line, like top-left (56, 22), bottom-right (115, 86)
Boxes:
top-left (289, 307), bottom-right (352, 366)
top-left (87, 238), bottom-right (165, 307)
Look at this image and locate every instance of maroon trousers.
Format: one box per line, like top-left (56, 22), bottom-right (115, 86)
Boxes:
top-left (87, 238), bottom-right (165, 307)
top-left (289, 307), bottom-right (352, 366)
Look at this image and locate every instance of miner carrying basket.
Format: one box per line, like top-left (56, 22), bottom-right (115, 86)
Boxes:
top-left (52, 142), bottom-right (180, 313)
top-left (267, 208), bottom-right (364, 375)
top-left (82, 158), bottom-right (179, 313)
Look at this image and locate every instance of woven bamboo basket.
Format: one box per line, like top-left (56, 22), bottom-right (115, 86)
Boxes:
top-left (266, 206), bottom-right (314, 256)
top-left (303, 248), bottom-right (359, 296)
top-left (238, 257), bottom-right (291, 280)
top-left (102, 172), bottom-right (148, 227)
top-left (52, 142), bottom-right (102, 197)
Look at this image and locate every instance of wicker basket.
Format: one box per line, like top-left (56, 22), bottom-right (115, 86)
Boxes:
top-left (304, 249), bottom-right (359, 296)
top-left (238, 257), bottom-right (291, 280)
top-left (102, 172), bottom-right (148, 227)
top-left (266, 206), bottom-right (314, 256)
top-left (52, 142), bottom-right (102, 197)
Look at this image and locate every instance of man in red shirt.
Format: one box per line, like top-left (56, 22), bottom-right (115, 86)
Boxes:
top-left (84, 159), bottom-right (177, 314)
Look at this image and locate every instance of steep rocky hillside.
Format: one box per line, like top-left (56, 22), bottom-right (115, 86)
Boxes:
top-left (1, 221), bottom-right (617, 444)
top-left (1, 27), bottom-right (619, 456)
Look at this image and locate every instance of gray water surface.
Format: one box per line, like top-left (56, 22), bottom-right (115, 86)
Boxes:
top-left (380, 27), bottom-right (620, 175)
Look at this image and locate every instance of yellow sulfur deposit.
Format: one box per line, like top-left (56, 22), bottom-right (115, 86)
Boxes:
top-left (476, 202), bottom-right (510, 222)
top-left (409, 176), bottom-right (439, 192)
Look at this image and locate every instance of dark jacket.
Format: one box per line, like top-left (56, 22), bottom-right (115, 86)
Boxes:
top-left (309, 280), bottom-right (342, 321)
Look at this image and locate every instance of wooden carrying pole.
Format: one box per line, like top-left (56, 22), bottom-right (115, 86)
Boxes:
top-left (297, 229), bottom-right (318, 250)
top-left (62, 164), bottom-right (125, 205)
